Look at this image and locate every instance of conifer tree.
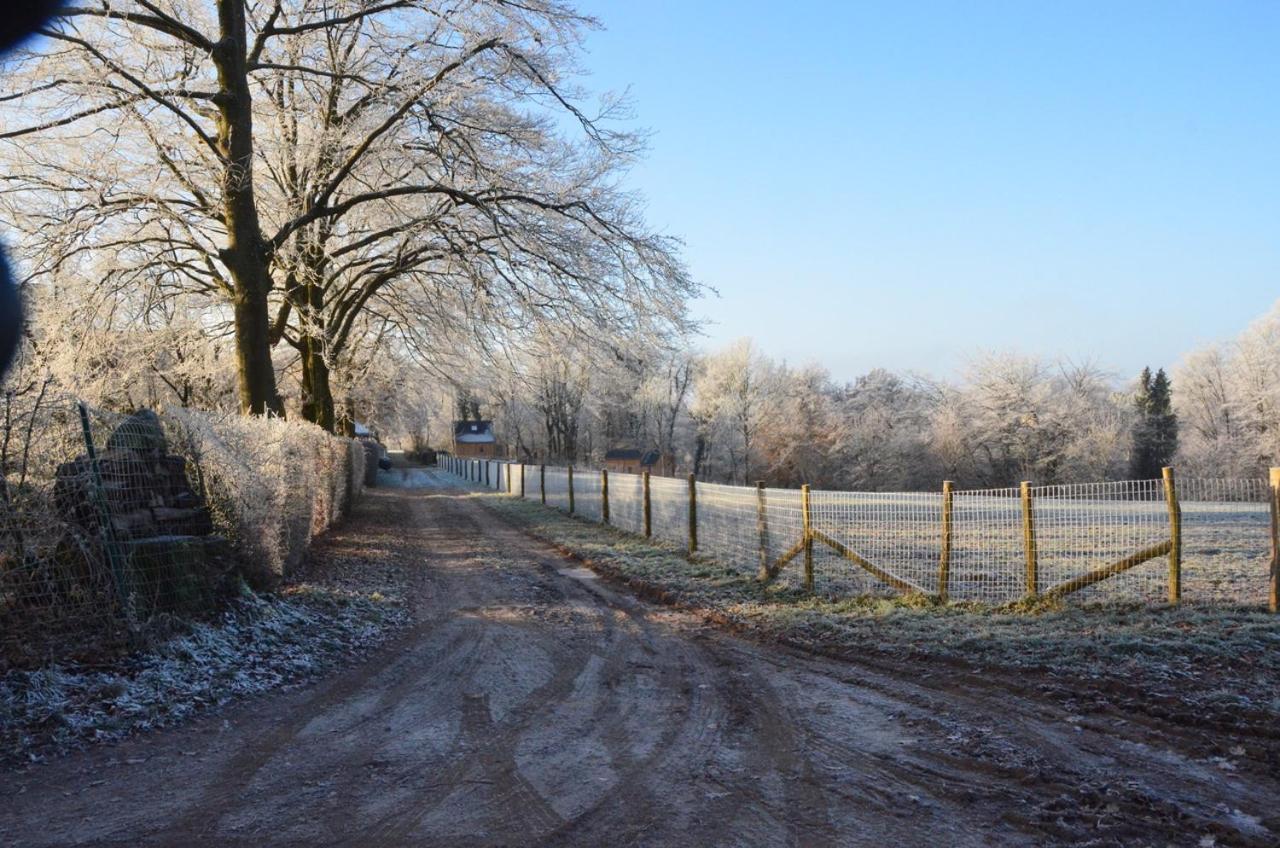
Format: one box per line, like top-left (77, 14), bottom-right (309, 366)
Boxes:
top-left (1131, 367), bottom-right (1179, 478)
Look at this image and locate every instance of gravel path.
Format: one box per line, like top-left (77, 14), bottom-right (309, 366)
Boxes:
top-left (1, 469), bottom-right (1274, 847)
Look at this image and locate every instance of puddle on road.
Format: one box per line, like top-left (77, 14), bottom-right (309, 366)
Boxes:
top-left (377, 467), bottom-right (440, 489)
top-left (556, 567), bottom-right (599, 581)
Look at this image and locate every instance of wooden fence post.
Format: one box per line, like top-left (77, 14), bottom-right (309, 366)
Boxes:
top-left (568, 465), bottom-right (575, 514)
top-left (643, 471), bottom-right (652, 538)
top-left (802, 484), bottom-right (814, 592)
top-left (601, 468), bottom-right (610, 524)
top-left (1021, 481), bottom-right (1038, 598)
top-left (540, 464), bottom-right (546, 504)
top-left (519, 463), bottom-right (525, 498)
top-left (485, 461), bottom-right (491, 488)
top-left (1269, 467), bottom-right (1279, 614)
top-left (687, 473), bottom-right (698, 555)
top-left (755, 481), bottom-right (770, 581)
top-left (939, 480), bottom-right (954, 602)
top-left (1163, 466), bottom-right (1182, 605)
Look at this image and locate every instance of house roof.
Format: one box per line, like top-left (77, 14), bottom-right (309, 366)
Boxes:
top-left (605, 448), bottom-right (661, 466)
top-left (453, 420), bottom-right (496, 443)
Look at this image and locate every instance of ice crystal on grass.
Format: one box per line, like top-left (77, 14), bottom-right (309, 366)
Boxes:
top-left (0, 587), bottom-right (407, 765)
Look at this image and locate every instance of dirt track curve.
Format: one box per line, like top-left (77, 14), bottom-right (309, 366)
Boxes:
top-left (1, 468), bottom-right (1275, 847)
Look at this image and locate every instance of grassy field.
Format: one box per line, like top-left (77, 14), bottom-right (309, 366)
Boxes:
top-left (475, 490), bottom-right (1280, 744)
top-left (481, 464), bottom-right (1275, 607)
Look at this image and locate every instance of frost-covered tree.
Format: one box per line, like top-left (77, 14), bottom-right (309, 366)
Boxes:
top-left (690, 340), bottom-right (785, 484)
top-left (835, 368), bottom-right (939, 491)
top-left (1175, 301), bottom-right (1280, 476)
top-left (1, 0), bottom-right (695, 425)
top-left (925, 354), bottom-right (1128, 487)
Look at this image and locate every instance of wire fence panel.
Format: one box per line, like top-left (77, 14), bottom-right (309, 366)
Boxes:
top-left (439, 457), bottom-right (1280, 610)
top-left (573, 469), bottom-right (602, 522)
top-left (1031, 480), bottom-right (1170, 604)
top-left (648, 475), bottom-right (689, 548)
top-left (544, 467), bottom-right (570, 511)
top-left (696, 482), bottom-right (762, 577)
top-left (1180, 478), bottom-right (1272, 607)
top-left (810, 490), bottom-right (944, 598)
top-left (609, 472), bottom-right (645, 535)
top-left (947, 487), bottom-right (1025, 604)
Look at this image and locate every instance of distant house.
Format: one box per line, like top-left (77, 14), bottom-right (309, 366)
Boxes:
top-left (603, 448), bottom-right (663, 475)
top-left (453, 420), bottom-right (499, 458)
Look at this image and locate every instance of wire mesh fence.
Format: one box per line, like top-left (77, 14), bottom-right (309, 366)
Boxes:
top-left (440, 454), bottom-right (1279, 610)
top-left (0, 392), bottom-right (366, 670)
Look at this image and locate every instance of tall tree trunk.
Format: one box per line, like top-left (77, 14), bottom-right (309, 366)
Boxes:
top-left (232, 285), bottom-right (282, 416)
top-left (215, 0), bottom-right (283, 416)
top-left (336, 396), bottom-right (357, 437)
top-left (299, 338), bottom-right (336, 432)
top-left (295, 274), bottom-right (337, 432)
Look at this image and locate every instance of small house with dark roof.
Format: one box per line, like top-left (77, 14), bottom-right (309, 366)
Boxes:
top-left (603, 447), bottom-right (663, 475)
top-left (453, 420), bottom-right (499, 458)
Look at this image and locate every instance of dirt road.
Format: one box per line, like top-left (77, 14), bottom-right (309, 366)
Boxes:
top-left (2, 469), bottom-right (1275, 847)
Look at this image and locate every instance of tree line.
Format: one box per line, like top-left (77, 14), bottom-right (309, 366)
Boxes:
top-left (427, 303), bottom-right (1280, 490)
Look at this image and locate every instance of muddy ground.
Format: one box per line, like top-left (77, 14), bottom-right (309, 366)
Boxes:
top-left (1, 469), bottom-right (1275, 847)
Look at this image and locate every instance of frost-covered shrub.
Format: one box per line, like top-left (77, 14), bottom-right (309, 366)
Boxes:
top-left (164, 410), bottom-right (364, 587)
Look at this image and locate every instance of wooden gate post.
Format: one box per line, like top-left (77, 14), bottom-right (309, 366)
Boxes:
top-left (643, 471), bottom-right (652, 538)
top-left (687, 473), bottom-right (698, 555)
top-left (1163, 467), bottom-right (1182, 605)
top-left (568, 466), bottom-right (575, 514)
top-left (540, 464), bottom-right (546, 504)
top-left (1021, 481), bottom-right (1038, 598)
top-left (755, 481), bottom-right (770, 581)
top-left (938, 480), bottom-right (954, 602)
top-left (801, 484), bottom-right (814, 592)
top-left (601, 468), bottom-right (610, 525)
top-left (1269, 467), bottom-right (1279, 614)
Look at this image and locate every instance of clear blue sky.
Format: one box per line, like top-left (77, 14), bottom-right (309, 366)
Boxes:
top-left (572, 0), bottom-right (1280, 382)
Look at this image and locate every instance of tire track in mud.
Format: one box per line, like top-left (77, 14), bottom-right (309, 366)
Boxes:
top-left (335, 489), bottom-right (645, 844)
top-left (472, 501), bottom-right (840, 847)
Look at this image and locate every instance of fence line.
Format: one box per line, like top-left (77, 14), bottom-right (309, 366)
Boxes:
top-left (439, 454), bottom-right (1280, 610)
